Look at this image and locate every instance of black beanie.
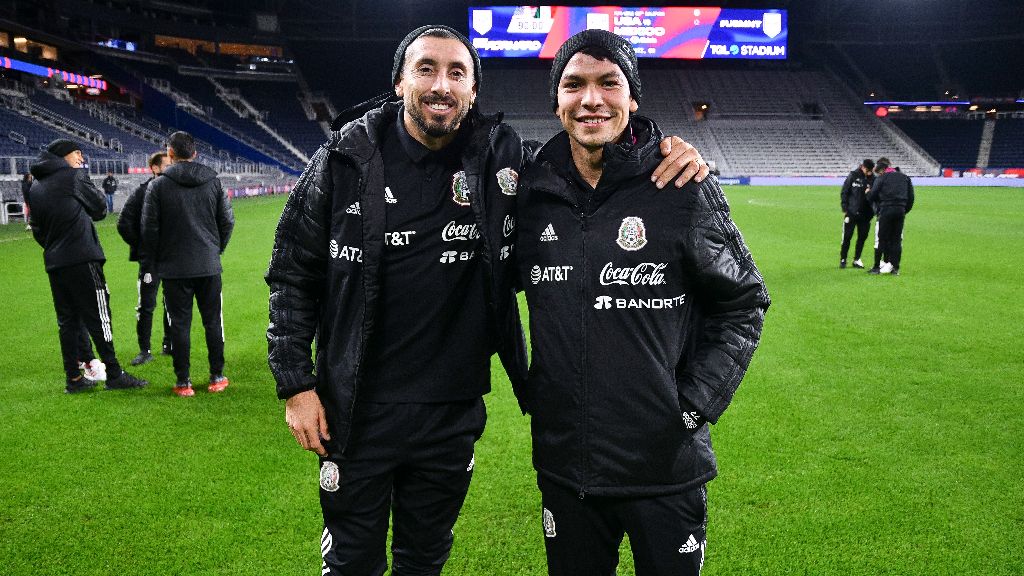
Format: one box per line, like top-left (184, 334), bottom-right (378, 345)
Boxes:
top-left (392, 25), bottom-right (482, 88)
top-left (46, 139), bottom-right (81, 158)
top-left (549, 29), bottom-right (641, 111)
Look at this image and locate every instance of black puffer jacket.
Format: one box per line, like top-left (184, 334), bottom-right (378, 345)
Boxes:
top-left (840, 168), bottom-right (873, 219)
top-left (517, 117), bottom-right (770, 497)
top-left (142, 162), bottom-right (234, 278)
top-left (27, 151), bottom-right (107, 272)
top-left (117, 177), bottom-right (154, 262)
top-left (265, 102), bottom-right (529, 457)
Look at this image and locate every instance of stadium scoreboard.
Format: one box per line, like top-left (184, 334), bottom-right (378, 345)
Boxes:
top-left (469, 6), bottom-right (787, 59)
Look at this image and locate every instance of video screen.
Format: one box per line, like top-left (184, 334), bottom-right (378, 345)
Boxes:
top-left (469, 6), bottom-right (787, 59)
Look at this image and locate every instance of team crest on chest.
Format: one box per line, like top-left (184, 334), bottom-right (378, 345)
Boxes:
top-left (496, 167), bottom-right (518, 196)
top-left (451, 171), bottom-right (471, 206)
top-left (616, 217), bottom-right (648, 251)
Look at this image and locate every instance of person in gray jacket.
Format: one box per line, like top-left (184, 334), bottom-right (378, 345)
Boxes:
top-left (142, 131), bottom-right (234, 396)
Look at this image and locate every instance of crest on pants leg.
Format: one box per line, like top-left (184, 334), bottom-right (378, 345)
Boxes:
top-left (543, 508), bottom-right (557, 538)
top-left (320, 461), bottom-right (340, 492)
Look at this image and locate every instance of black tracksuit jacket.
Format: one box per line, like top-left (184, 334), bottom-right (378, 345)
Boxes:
top-left (840, 168), bottom-right (873, 220)
top-left (116, 177), bottom-right (154, 262)
top-left (265, 103), bottom-right (529, 457)
top-left (867, 170), bottom-right (915, 213)
top-left (517, 117), bottom-right (770, 497)
top-left (27, 152), bottom-right (107, 272)
top-left (142, 162), bottom-right (234, 278)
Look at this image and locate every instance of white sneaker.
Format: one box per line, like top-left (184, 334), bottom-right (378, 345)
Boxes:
top-left (853, 259), bottom-right (864, 269)
top-left (84, 359), bottom-right (107, 381)
top-left (879, 262), bottom-right (893, 274)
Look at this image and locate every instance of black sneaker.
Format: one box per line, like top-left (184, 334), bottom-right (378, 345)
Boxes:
top-left (161, 343), bottom-right (173, 355)
top-left (891, 269), bottom-right (900, 276)
top-left (65, 377), bottom-right (99, 394)
top-left (867, 267), bottom-right (881, 275)
top-left (106, 370), bottom-right (148, 390)
top-left (840, 259), bottom-right (847, 269)
top-left (130, 351), bottom-right (155, 366)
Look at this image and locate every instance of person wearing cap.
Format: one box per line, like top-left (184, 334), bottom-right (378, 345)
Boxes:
top-left (266, 24), bottom-right (709, 575)
top-left (26, 139), bottom-right (148, 393)
top-left (516, 29), bottom-right (769, 575)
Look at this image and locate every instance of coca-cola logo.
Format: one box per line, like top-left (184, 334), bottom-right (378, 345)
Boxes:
top-left (599, 262), bottom-right (667, 286)
top-left (442, 220), bottom-right (479, 242)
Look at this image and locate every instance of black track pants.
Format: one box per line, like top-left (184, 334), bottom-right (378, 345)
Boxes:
top-left (318, 399), bottom-right (486, 576)
top-left (135, 264), bottom-right (170, 353)
top-left (840, 215), bottom-right (871, 261)
top-left (48, 262), bottom-right (122, 380)
top-left (163, 274), bottom-right (224, 382)
top-left (539, 476), bottom-right (708, 576)
top-left (877, 207), bottom-right (907, 270)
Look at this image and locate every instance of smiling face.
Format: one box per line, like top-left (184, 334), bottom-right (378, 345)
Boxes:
top-left (555, 51), bottom-right (638, 153)
top-left (395, 35), bottom-right (477, 150)
top-left (63, 149), bottom-right (85, 169)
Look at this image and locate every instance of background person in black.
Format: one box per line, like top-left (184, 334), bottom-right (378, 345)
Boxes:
top-left (839, 158), bottom-right (874, 269)
top-left (142, 131), bottom-right (234, 396)
top-left (267, 25), bottom-right (707, 576)
top-left (27, 139), bottom-right (148, 393)
top-left (117, 151), bottom-right (172, 365)
top-left (101, 172), bottom-right (117, 214)
top-left (516, 30), bottom-right (769, 576)
top-left (867, 157), bottom-right (914, 275)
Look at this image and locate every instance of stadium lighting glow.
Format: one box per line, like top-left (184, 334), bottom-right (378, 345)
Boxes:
top-left (863, 101), bottom-right (971, 106)
top-left (970, 105), bottom-right (979, 111)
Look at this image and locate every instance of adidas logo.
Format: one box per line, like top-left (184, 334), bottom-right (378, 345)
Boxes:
top-left (678, 534), bottom-right (701, 554)
top-left (346, 202), bottom-right (361, 215)
top-left (384, 187), bottom-right (397, 204)
top-left (540, 223), bottom-right (558, 242)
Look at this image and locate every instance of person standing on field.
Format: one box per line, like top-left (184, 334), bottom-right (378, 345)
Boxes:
top-left (839, 158), bottom-right (874, 269)
top-left (142, 131), bottom-right (234, 396)
top-left (867, 157), bottom-right (913, 275)
top-left (102, 171), bottom-right (118, 213)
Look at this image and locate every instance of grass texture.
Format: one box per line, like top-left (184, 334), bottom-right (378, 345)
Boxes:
top-left (0, 186), bottom-right (1021, 575)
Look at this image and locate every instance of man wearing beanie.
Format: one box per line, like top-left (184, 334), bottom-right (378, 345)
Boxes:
top-left (27, 139), bottom-right (148, 393)
top-left (267, 23), bottom-right (709, 575)
top-left (516, 29), bottom-right (769, 575)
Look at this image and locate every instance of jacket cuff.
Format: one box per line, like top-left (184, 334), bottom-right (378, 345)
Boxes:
top-left (275, 372), bottom-right (318, 400)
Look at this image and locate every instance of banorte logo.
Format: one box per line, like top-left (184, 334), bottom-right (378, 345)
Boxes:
top-left (599, 262), bottom-right (667, 286)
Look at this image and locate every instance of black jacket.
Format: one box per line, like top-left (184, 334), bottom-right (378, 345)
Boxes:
top-left (141, 161), bottom-right (234, 278)
top-left (840, 168), bottom-right (873, 220)
top-left (867, 170), bottom-right (914, 213)
top-left (21, 177), bottom-right (32, 200)
top-left (266, 102), bottom-right (529, 457)
top-left (27, 151), bottom-right (107, 272)
top-left (102, 175), bottom-right (118, 195)
top-left (117, 177), bottom-right (154, 262)
top-left (517, 117), bottom-right (770, 497)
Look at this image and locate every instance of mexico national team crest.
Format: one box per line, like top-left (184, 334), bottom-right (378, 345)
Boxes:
top-left (452, 170), bottom-right (471, 206)
top-left (320, 461), bottom-right (340, 492)
top-left (616, 217), bottom-right (648, 251)
top-left (497, 166), bottom-right (518, 196)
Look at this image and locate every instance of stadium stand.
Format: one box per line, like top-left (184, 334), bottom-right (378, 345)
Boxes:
top-left (890, 118), bottom-right (985, 168)
top-left (988, 119), bottom-right (1024, 169)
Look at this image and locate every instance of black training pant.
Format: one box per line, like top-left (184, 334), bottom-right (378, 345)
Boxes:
top-left (47, 262), bottom-right (122, 381)
top-left (539, 476), bottom-right (707, 576)
top-left (319, 399), bottom-right (486, 576)
top-left (135, 264), bottom-right (170, 353)
top-left (877, 207), bottom-right (907, 270)
top-left (162, 274), bottom-right (224, 382)
top-left (840, 215), bottom-right (871, 261)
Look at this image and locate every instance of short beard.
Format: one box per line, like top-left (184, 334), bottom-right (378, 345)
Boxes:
top-left (407, 98), bottom-right (469, 138)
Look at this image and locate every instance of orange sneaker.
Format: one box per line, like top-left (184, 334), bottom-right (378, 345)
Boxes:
top-left (173, 381), bottom-right (195, 397)
top-left (208, 375), bottom-right (229, 393)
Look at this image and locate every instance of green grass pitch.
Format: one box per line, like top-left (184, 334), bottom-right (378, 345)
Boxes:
top-left (0, 185), bottom-right (1021, 575)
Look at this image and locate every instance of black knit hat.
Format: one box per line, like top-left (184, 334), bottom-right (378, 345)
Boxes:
top-left (549, 29), bottom-right (641, 111)
top-left (392, 25), bottom-right (482, 88)
top-left (46, 139), bottom-right (81, 158)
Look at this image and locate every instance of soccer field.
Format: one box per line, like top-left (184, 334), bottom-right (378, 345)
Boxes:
top-left (0, 185), bottom-right (1021, 575)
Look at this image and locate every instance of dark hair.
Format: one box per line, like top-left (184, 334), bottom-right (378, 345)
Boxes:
top-left (23, 173), bottom-right (31, 181)
top-left (875, 157), bottom-right (891, 172)
top-left (167, 131), bottom-right (196, 160)
top-left (862, 158), bottom-right (875, 171)
top-left (148, 152), bottom-right (167, 168)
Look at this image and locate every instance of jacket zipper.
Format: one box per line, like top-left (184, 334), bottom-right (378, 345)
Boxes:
top-left (578, 205), bottom-right (588, 500)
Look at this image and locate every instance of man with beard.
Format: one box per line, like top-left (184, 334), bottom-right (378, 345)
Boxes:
top-left (117, 151), bottom-right (173, 365)
top-left (515, 30), bottom-right (769, 575)
top-left (266, 25), bottom-right (709, 575)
